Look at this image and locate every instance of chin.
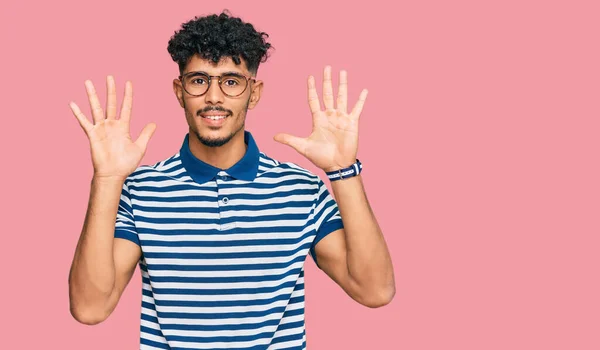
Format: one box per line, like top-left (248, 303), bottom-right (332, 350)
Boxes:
top-left (194, 129), bottom-right (236, 148)
top-left (189, 115), bottom-right (245, 148)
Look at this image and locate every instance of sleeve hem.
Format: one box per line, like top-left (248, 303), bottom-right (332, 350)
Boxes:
top-left (115, 229), bottom-right (141, 246)
top-left (310, 219), bottom-right (344, 269)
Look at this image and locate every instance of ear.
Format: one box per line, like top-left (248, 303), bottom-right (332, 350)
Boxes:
top-left (173, 78), bottom-right (185, 108)
top-left (247, 80), bottom-right (263, 110)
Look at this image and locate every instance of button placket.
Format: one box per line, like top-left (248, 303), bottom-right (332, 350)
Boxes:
top-left (216, 172), bottom-right (235, 231)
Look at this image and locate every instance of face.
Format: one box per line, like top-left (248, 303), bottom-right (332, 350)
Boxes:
top-left (173, 55), bottom-right (263, 147)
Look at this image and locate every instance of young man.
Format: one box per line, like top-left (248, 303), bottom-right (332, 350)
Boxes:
top-left (69, 12), bottom-right (395, 350)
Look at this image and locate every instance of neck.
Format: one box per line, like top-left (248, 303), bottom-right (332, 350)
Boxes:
top-left (187, 130), bottom-right (247, 170)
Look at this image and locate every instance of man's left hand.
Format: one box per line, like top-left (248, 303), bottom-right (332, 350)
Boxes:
top-left (274, 66), bottom-right (368, 172)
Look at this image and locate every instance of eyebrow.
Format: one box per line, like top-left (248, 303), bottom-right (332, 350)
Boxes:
top-left (185, 70), bottom-right (246, 76)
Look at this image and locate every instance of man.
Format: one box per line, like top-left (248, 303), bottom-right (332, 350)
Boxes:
top-left (68, 11), bottom-right (395, 350)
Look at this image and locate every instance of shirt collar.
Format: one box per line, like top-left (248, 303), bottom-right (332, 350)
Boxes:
top-left (179, 130), bottom-right (260, 184)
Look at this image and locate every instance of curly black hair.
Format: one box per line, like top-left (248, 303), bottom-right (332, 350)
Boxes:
top-left (167, 11), bottom-right (273, 75)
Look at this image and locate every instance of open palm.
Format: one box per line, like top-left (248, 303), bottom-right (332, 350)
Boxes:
top-left (274, 66), bottom-right (367, 172)
top-left (70, 76), bottom-right (156, 179)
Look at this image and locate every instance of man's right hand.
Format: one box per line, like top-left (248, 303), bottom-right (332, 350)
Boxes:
top-left (70, 76), bottom-right (157, 180)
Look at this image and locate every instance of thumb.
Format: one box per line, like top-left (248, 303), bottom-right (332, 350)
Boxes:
top-left (274, 133), bottom-right (307, 154)
top-left (135, 122), bottom-right (157, 150)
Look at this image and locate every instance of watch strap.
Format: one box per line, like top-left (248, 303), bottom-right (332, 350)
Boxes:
top-left (326, 159), bottom-right (362, 181)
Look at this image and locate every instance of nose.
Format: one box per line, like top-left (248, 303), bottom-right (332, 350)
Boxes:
top-left (204, 78), bottom-right (225, 105)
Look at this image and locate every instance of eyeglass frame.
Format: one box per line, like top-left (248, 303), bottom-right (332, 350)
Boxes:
top-left (178, 71), bottom-right (256, 98)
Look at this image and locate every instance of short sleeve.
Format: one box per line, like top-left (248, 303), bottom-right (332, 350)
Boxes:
top-left (309, 178), bottom-right (344, 267)
top-left (114, 181), bottom-right (140, 246)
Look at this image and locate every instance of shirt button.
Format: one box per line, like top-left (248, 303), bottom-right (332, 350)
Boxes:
top-left (222, 197), bottom-right (229, 205)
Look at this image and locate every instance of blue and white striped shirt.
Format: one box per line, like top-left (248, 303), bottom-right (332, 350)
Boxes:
top-left (115, 130), bottom-right (343, 349)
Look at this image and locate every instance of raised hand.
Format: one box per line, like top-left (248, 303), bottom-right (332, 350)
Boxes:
top-left (70, 76), bottom-right (157, 180)
top-left (274, 66), bottom-right (367, 172)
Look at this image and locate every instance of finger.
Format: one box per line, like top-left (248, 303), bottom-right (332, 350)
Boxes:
top-left (351, 89), bottom-right (368, 119)
top-left (85, 80), bottom-right (105, 124)
top-left (337, 70), bottom-right (348, 114)
top-left (69, 101), bottom-right (93, 135)
top-left (273, 133), bottom-right (308, 155)
top-left (135, 123), bottom-right (157, 151)
top-left (322, 66), bottom-right (334, 111)
top-left (106, 75), bottom-right (117, 120)
top-left (307, 76), bottom-right (321, 116)
top-left (120, 81), bottom-right (133, 123)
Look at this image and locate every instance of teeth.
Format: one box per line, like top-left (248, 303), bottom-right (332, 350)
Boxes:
top-left (205, 115), bottom-right (226, 120)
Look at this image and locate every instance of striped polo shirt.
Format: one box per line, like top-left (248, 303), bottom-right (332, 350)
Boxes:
top-left (114, 130), bottom-right (344, 350)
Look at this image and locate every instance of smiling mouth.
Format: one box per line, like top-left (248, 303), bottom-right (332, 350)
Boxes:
top-left (201, 115), bottom-right (229, 120)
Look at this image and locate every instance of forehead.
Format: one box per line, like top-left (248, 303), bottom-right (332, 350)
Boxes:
top-left (184, 54), bottom-right (249, 75)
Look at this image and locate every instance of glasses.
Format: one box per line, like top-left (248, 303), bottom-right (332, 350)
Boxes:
top-left (179, 71), bottom-right (256, 97)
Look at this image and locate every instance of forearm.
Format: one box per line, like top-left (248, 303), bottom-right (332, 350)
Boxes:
top-left (69, 176), bottom-right (124, 315)
top-left (330, 175), bottom-right (395, 298)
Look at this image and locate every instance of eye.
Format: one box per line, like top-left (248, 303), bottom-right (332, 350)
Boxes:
top-left (222, 74), bottom-right (244, 86)
top-left (190, 77), bottom-right (207, 85)
top-left (223, 79), bottom-right (239, 86)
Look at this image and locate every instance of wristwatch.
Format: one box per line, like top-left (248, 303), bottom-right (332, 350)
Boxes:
top-left (325, 159), bottom-right (363, 181)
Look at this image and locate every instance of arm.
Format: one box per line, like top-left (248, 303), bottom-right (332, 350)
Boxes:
top-left (68, 76), bottom-right (156, 324)
top-left (274, 66), bottom-right (395, 308)
top-left (68, 177), bottom-right (141, 325)
top-left (314, 176), bottom-right (395, 308)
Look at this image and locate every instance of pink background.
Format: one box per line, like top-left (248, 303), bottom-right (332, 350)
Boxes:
top-left (1, 0), bottom-right (599, 349)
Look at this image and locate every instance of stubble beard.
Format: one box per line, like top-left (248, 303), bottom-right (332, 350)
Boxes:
top-left (196, 120), bottom-right (245, 148)
top-left (184, 96), bottom-right (250, 148)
